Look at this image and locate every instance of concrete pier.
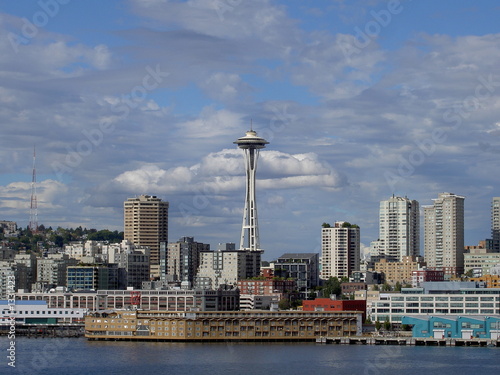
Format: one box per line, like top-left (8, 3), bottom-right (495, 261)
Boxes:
top-left (316, 336), bottom-right (499, 347)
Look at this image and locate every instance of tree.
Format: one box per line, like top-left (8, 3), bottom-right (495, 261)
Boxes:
top-left (375, 320), bottom-right (382, 331)
top-left (322, 222), bottom-right (331, 228)
top-left (381, 283), bottom-right (392, 291)
top-left (278, 298), bottom-right (290, 310)
top-left (372, 284), bottom-right (379, 291)
top-left (384, 317), bottom-right (391, 331)
top-left (394, 281), bottom-right (402, 292)
top-left (365, 317), bottom-right (372, 324)
top-left (322, 277), bottom-right (341, 298)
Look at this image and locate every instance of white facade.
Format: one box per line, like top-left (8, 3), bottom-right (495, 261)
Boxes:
top-left (0, 300), bottom-right (86, 325)
top-left (372, 195), bottom-right (420, 261)
top-left (196, 250), bottom-right (261, 289)
top-left (492, 197), bottom-right (500, 251)
top-left (321, 222), bottom-right (360, 280)
top-left (370, 290), bottom-right (500, 323)
top-left (424, 192), bottom-right (465, 276)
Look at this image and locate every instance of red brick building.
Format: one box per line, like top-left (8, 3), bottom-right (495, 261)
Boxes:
top-left (411, 269), bottom-right (445, 287)
top-left (341, 282), bottom-right (366, 296)
top-left (302, 298), bottom-right (366, 321)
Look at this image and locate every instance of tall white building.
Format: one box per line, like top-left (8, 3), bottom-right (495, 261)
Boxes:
top-left (370, 195), bottom-right (420, 261)
top-left (424, 192), bottom-right (465, 276)
top-left (321, 221), bottom-right (360, 280)
top-left (491, 197), bottom-right (500, 251)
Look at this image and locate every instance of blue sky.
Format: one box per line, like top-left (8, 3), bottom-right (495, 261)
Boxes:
top-left (1, 0), bottom-right (500, 260)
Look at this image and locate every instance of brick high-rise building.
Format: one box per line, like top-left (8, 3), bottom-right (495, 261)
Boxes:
top-left (124, 195), bottom-right (168, 279)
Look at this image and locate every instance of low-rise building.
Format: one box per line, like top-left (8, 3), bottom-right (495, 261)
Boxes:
top-left (402, 315), bottom-right (500, 339)
top-left (374, 256), bottom-right (426, 285)
top-left (0, 300), bottom-right (86, 325)
top-left (16, 288), bottom-right (240, 312)
top-left (302, 298), bottom-right (366, 321)
top-left (412, 269), bottom-right (445, 287)
top-left (341, 282), bottom-right (366, 297)
top-left (85, 309), bottom-right (362, 341)
top-left (464, 249), bottom-right (500, 277)
top-left (470, 275), bottom-right (500, 288)
top-left (370, 288), bottom-right (500, 323)
top-left (239, 294), bottom-right (279, 310)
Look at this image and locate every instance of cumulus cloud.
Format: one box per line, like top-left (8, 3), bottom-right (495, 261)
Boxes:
top-left (106, 149), bottom-right (343, 195)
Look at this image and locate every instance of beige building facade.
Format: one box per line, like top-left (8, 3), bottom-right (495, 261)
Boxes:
top-left (124, 195), bottom-right (169, 278)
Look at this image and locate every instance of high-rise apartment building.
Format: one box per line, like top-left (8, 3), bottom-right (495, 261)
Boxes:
top-left (321, 222), bottom-right (360, 280)
top-left (370, 195), bottom-right (420, 261)
top-left (491, 197), bottom-right (500, 251)
top-left (167, 237), bottom-right (210, 288)
top-left (423, 192), bottom-right (465, 277)
top-left (124, 195), bottom-right (169, 279)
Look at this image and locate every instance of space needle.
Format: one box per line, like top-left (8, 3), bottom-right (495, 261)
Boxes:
top-left (234, 127), bottom-right (269, 251)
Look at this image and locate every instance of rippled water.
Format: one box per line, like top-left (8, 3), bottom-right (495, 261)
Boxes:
top-left (5, 337), bottom-right (500, 375)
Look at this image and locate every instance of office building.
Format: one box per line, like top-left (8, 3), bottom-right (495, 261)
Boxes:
top-left (321, 222), bottom-right (360, 279)
top-left (424, 192), bottom-right (465, 277)
top-left (66, 264), bottom-right (123, 291)
top-left (370, 195), bottom-right (420, 261)
top-left (124, 195), bottom-right (169, 279)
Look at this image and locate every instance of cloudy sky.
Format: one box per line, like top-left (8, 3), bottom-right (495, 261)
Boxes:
top-left (1, 0), bottom-right (500, 260)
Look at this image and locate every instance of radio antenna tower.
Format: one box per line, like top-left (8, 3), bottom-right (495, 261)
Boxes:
top-left (29, 146), bottom-right (38, 233)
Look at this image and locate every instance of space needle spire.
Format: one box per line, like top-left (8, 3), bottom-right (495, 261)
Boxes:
top-left (234, 126), bottom-right (269, 251)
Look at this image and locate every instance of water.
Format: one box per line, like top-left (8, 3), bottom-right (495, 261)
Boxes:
top-left (4, 337), bottom-right (500, 375)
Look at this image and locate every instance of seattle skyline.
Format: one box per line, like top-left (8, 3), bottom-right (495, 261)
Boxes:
top-left (1, 1), bottom-right (500, 260)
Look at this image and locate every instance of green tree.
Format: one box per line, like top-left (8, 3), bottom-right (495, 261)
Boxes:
top-left (322, 277), bottom-right (341, 298)
top-left (375, 320), bottom-right (382, 331)
top-left (384, 317), bottom-right (391, 331)
top-left (278, 298), bottom-right (290, 310)
top-left (365, 317), bottom-right (372, 324)
top-left (321, 222), bottom-right (331, 228)
top-left (394, 281), bottom-right (402, 292)
top-left (381, 283), bottom-right (392, 291)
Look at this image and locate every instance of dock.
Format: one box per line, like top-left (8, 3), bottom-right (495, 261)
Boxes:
top-left (316, 336), bottom-right (499, 347)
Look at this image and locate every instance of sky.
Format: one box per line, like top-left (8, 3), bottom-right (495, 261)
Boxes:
top-left (1, 0), bottom-right (500, 261)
